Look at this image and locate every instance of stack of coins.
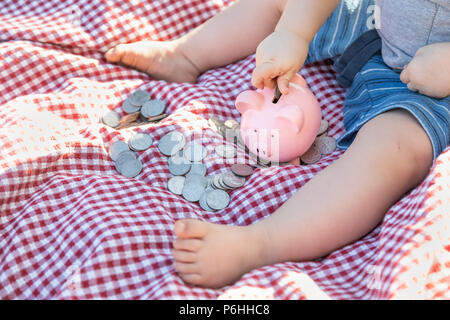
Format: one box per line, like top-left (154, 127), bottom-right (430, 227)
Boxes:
top-left (199, 164), bottom-right (253, 211)
top-left (300, 119), bottom-right (336, 164)
top-left (108, 133), bottom-right (153, 177)
top-left (101, 89), bottom-right (168, 129)
top-left (160, 130), bottom-right (254, 211)
top-left (208, 117), bottom-right (270, 167)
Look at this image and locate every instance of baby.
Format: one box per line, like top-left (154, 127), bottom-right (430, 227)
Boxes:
top-left (105, 0), bottom-right (450, 288)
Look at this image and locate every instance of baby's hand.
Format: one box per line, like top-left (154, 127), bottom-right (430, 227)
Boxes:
top-left (252, 30), bottom-right (309, 95)
top-left (400, 42), bottom-right (450, 99)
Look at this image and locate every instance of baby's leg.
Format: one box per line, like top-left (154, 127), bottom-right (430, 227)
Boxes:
top-left (173, 109), bottom-right (433, 288)
top-left (105, 0), bottom-right (287, 82)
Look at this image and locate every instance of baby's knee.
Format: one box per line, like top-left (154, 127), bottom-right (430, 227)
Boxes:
top-left (354, 110), bottom-right (433, 176)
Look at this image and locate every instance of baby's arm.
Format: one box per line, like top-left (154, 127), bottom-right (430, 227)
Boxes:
top-left (400, 42), bottom-right (450, 99)
top-left (252, 0), bottom-right (340, 94)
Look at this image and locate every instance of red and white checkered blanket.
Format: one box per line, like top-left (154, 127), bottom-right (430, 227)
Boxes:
top-left (0, 0), bottom-right (448, 299)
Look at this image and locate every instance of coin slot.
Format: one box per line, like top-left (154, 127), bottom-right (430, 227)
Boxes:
top-left (273, 83), bottom-right (282, 104)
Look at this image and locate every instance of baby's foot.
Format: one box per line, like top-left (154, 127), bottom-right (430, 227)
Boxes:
top-left (172, 219), bottom-right (268, 288)
top-left (105, 40), bottom-right (200, 83)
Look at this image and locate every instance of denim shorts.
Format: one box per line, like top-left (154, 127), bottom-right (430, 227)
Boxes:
top-left (305, 0), bottom-right (450, 160)
top-left (337, 55), bottom-right (450, 160)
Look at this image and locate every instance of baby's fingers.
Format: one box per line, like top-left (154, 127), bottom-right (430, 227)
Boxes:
top-left (399, 65), bottom-right (410, 85)
top-left (276, 71), bottom-right (296, 95)
top-left (252, 62), bottom-right (277, 90)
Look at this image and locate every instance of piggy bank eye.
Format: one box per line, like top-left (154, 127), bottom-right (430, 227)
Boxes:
top-left (271, 134), bottom-right (274, 138)
top-left (254, 129), bottom-right (257, 133)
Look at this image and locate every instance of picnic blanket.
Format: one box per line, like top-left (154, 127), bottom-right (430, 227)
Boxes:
top-left (0, 0), bottom-right (448, 299)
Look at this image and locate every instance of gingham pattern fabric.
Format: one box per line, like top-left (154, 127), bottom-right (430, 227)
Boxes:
top-left (0, 0), bottom-right (448, 300)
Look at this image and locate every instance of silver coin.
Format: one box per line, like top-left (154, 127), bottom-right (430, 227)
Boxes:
top-left (300, 144), bottom-right (321, 164)
top-left (170, 150), bottom-right (188, 162)
top-left (187, 162), bottom-right (207, 177)
top-left (158, 131), bottom-right (186, 156)
top-left (208, 117), bottom-right (224, 133)
top-left (119, 158), bottom-right (143, 178)
top-left (182, 182), bottom-right (205, 202)
top-left (199, 190), bottom-right (215, 212)
top-left (218, 175), bottom-right (233, 190)
top-left (222, 172), bottom-right (246, 188)
top-left (185, 173), bottom-right (208, 189)
top-left (215, 144), bottom-right (236, 158)
top-left (212, 174), bottom-right (227, 190)
top-left (315, 136), bottom-right (336, 155)
top-left (129, 89), bottom-right (150, 106)
top-left (129, 133), bottom-right (153, 151)
top-left (224, 119), bottom-right (240, 130)
top-left (168, 154), bottom-right (191, 176)
top-left (109, 141), bottom-right (131, 161)
top-left (223, 127), bottom-right (240, 143)
top-left (211, 174), bottom-right (221, 189)
top-left (231, 163), bottom-right (253, 177)
top-left (249, 151), bottom-right (271, 167)
top-left (205, 176), bottom-right (214, 189)
top-left (102, 110), bottom-right (121, 128)
top-left (184, 142), bottom-right (207, 162)
top-left (114, 151), bottom-right (137, 171)
top-left (218, 175), bottom-right (231, 190)
top-left (167, 176), bottom-right (185, 195)
top-left (114, 151), bottom-right (138, 175)
top-left (141, 99), bottom-right (166, 118)
top-left (206, 189), bottom-right (230, 210)
top-left (122, 98), bottom-right (141, 114)
top-left (236, 129), bottom-right (246, 150)
top-left (317, 120), bottom-right (329, 136)
top-left (256, 153), bottom-right (271, 165)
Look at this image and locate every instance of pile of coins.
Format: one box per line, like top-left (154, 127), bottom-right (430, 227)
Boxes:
top-left (300, 119), bottom-right (336, 164)
top-left (108, 133), bottom-right (153, 177)
top-left (101, 89), bottom-right (168, 130)
top-left (208, 117), bottom-right (271, 167)
top-left (159, 130), bottom-right (254, 211)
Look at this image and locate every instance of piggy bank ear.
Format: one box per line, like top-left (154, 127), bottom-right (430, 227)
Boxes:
top-left (235, 90), bottom-right (264, 115)
top-left (274, 104), bottom-right (304, 134)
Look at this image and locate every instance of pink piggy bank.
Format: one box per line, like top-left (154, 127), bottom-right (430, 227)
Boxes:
top-left (235, 74), bottom-right (321, 163)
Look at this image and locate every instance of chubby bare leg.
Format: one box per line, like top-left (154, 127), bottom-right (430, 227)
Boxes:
top-left (105, 0), bottom-right (287, 82)
top-left (173, 109), bottom-right (433, 288)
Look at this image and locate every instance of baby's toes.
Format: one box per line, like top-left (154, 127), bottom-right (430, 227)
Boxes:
top-left (105, 44), bottom-right (126, 63)
top-left (173, 250), bottom-right (197, 263)
top-left (173, 238), bottom-right (203, 252)
top-left (174, 219), bottom-right (209, 239)
top-left (105, 43), bottom-right (141, 67)
top-left (179, 273), bottom-right (204, 286)
top-left (174, 262), bottom-right (199, 275)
